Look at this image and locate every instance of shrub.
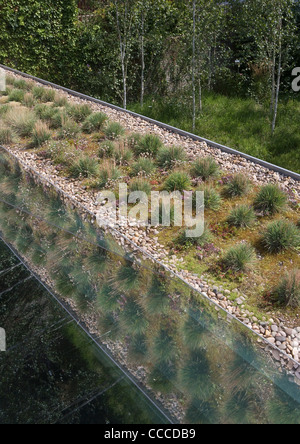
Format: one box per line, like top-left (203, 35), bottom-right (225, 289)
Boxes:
top-left (58, 117), bottom-right (80, 139)
top-left (22, 93), bottom-right (35, 108)
top-left (156, 145), bottom-right (186, 169)
top-left (227, 205), bottom-right (256, 228)
top-left (254, 184), bottom-right (287, 215)
top-left (8, 89), bottom-right (24, 102)
top-left (98, 141), bottom-right (116, 159)
top-left (225, 174), bottom-right (251, 197)
top-left (175, 225), bottom-right (212, 248)
top-left (69, 156), bottom-right (99, 178)
top-left (191, 157), bottom-right (220, 180)
top-left (133, 134), bottom-right (163, 157)
top-left (0, 126), bottom-right (15, 144)
top-left (104, 121), bottom-right (125, 140)
top-left (5, 108), bottom-right (36, 137)
top-left (164, 171), bottom-right (191, 192)
top-left (272, 270), bottom-right (300, 308)
top-left (131, 157), bottom-right (155, 176)
top-left (262, 220), bottom-right (300, 253)
top-left (194, 186), bottom-right (222, 211)
top-left (82, 112), bottom-right (108, 133)
top-left (223, 243), bottom-right (256, 272)
top-left (67, 104), bottom-right (92, 122)
top-left (31, 121), bottom-right (51, 147)
top-left (129, 178), bottom-right (152, 195)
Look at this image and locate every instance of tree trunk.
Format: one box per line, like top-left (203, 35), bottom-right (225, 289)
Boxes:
top-left (199, 77), bottom-right (202, 112)
top-left (272, 18), bottom-right (282, 135)
top-left (140, 12), bottom-right (145, 108)
top-left (192, 0), bottom-right (196, 131)
top-left (270, 45), bottom-right (276, 115)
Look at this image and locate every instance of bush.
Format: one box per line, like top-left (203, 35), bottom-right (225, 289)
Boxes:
top-left (98, 140), bottom-right (116, 159)
top-left (195, 186), bottom-right (222, 211)
top-left (262, 220), bottom-right (300, 253)
top-left (133, 134), bottom-right (163, 157)
top-left (31, 121), bottom-right (51, 147)
top-left (131, 157), bottom-right (155, 176)
top-left (227, 205), bottom-right (256, 228)
top-left (8, 89), bottom-right (24, 102)
top-left (223, 243), bottom-right (256, 272)
top-left (69, 156), bottom-right (99, 178)
top-left (225, 174), bottom-right (251, 197)
top-left (272, 270), bottom-right (300, 308)
top-left (82, 112), bottom-right (108, 133)
top-left (191, 157), bottom-right (220, 180)
top-left (129, 178), bottom-right (152, 195)
top-left (163, 171), bottom-right (191, 192)
top-left (104, 121), bottom-right (125, 140)
top-left (67, 104), bottom-right (92, 122)
top-left (156, 145), bottom-right (186, 169)
top-left (254, 184), bottom-right (287, 215)
top-left (5, 108), bottom-right (36, 137)
top-left (0, 126), bottom-right (15, 144)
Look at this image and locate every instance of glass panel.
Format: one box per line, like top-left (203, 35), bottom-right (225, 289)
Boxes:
top-left (0, 147), bottom-right (300, 424)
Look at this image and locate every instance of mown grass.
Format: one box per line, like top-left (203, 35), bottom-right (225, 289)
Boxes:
top-left (129, 93), bottom-right (300, 174)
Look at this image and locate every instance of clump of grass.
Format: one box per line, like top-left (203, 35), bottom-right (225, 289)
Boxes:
top-left (225, 174), bottom-right (252, 198)
top-left (58, 117), bottom-right (80, 139)
top-left (22, 92), bottom-right (36, 108)
top-left (43, 140), bottom-right (78, 166)
top-left (97, 162), bottom-right (121, 188)
top-left (152, 329), bottom-right (177, 362)
top-left (262, 220), bottom-right (300, 253)
top-left (98, 141), bottom-right (116, 159)
top-left (41, 88), bottom-right (55, 102)
top-left (48, 110), bottom-right (65, 129)
top-left (104, 121), bottom-right (125, 140)
top-left (156, 145), bottom-right (186, 169)
top-left (67, 104), bottom-right (92, 122)
top-left (53, 94), bottom-right (68, 107)
top-left (182, 312), bottom-right (207, 350)
top-left (175, 225), bottom-right (212, 248)
top-left (254, 184), bottom-right (287, 215)
top-left (227, 205), bottom-right (256, 228)
top-left (129, 178), bottom-right (152, 195)
top-left (13, 79), bottom-right (27, 90)
top-left (127, 133), bottom-right (142, 150)
top-left (133, 134), bottom-right (163, 157)
top-left (181, 350), bottom-right (214, 399)
top-left (5, 108), bottom-right (36, 137)
top-left (194, 186), bottom-right (222, 211)
top-left (32, 86), bottom-right (45, 100)
top-left (0, 125), bottom-right (15, 144)
top-left (164, 171), bottom-right (191, 192)
top-left (69, 155), bottom-right (99, 179)
top-left (128, 334), bottom-right (148, 363)
top-left (31, 121), bottom-right (51, 147)
top-left (271, 270), bottom-right (300, 308)
top-left (121, 300), bottom-right (149, 336)
top-left (131, 157), bottom-right (155, 176)
top-left (223, 243), bottom-right (256, 272)
top-left (114, 145), bottom-right (133, 165)
top-left (0, 105), bottom-right (9, 117)
top-left (145, 277), bottom-right (170, 315)
top-left (82, 112), bottom-right (108, 133)
top-left (191, 156), bottom-right (220, 180)
top-left (8, 89), bottom-right (25, 102)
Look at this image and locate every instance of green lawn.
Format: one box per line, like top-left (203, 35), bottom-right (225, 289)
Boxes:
top-left (129, 93), bottom-right (300, 174)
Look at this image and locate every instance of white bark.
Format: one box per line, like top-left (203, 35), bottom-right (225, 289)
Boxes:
top-left (192, 0), bottom-right (196, 131)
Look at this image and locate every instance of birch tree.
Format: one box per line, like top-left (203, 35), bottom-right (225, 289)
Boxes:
top-left (112, 0), bottom-right (136, 109)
